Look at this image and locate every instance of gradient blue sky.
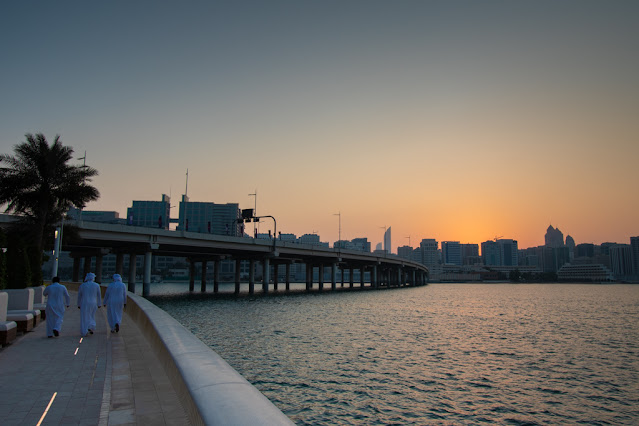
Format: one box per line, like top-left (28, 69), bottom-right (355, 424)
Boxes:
top-left (1, 1), bottom-right (638, 250)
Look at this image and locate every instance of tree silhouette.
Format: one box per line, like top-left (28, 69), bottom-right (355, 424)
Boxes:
top-left (0, 133), bottom-right (99, 285)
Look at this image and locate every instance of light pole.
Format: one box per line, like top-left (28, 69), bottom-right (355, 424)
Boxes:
top-left (248, 190), bottom-right (257, 237)
top-left (78, 151), bottom-right (86, 222)
top-left (51, 216), bottom-right (65, 277)
top-left (333, 212), bottom-right (341, 249)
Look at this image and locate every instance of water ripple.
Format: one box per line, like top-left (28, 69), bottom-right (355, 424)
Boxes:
top-left (151, 284), bottom-right (639, 425)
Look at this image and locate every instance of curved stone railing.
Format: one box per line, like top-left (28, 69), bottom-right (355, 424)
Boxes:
top-left (123, 291), bottom-right (294, 425)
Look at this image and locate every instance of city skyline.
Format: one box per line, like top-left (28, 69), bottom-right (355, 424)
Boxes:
top-left (1, 1), bottom-right (638, 250)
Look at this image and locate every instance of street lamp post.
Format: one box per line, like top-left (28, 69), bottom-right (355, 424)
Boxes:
top-left (248, 190), bottom-right (257, 237)
top-left (333, 212), bottom-right (341, 249)
top-left (78, 151), bottom-right (86, 222)
top-left (51, 216), bottom-right (64, 277)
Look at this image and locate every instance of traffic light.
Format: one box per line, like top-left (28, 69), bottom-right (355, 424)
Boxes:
top-left (241, 209), bottom-right (254, 221)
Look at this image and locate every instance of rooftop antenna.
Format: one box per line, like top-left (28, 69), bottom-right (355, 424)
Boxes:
top-left (185, 169), bottom-right (189, 198)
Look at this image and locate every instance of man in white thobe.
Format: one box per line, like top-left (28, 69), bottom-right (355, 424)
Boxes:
top-left (43, 276), bottom-right (70, 338)
top-left (77, 272), bottom-right (102, 337)
top-left (103, 274), bottom-right (127, 333)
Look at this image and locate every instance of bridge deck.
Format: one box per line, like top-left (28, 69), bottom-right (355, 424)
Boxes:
top-left (0, 291), bottom-right (189, 425)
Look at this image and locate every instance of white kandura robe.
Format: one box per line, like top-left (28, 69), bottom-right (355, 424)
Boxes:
top-left (103, 280), bottom-right (127, 330)
top-left (77, 280), bottom-right (102, 336)
top-left (43, 283), bottom-right (71, 337)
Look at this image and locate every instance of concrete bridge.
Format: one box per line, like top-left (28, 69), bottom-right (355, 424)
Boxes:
top-left (57, 220), bottom-right (428, 296)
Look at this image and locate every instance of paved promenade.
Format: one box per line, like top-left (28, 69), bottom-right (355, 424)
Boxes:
top-left (0, 291), bottom-right (189, 425)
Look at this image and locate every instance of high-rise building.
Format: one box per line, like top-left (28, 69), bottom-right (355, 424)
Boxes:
top-left (397, 245), bottom-right (413, 260)
top-left (419, 239), bottom-right (439, 268)
top-left (351, 238), bottom-right (371, 252)
top-left (383, 227), bottom-right (392, 254)
top-left (631, 237), bottom-right (639, 277)
top-left (480, 239), bottom-right (518, 266)
top-left (536, 246), bottom-right (570, 273)
top-left (575, 243), bottom-right (595, 258)
top-left (178, 195), bottom-right (241, 236)
top-left (545, 225), bottom-right (565, 247)
top-left (609, 244), bottom-right (634, 279)
top-left (126, 194), bottom-right (171, 229)
top-left (461, 244), bottom-right (480, 265)
top-left (498, 239), bottom-right (518, 266)
top-left (441, 241), bottom-right (462, 266)
top-left (481, 241), bottom-right (500, 266)
top-left (565, 235), bottom-right (575, 259)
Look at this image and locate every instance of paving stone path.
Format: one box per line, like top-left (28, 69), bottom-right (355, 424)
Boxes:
top-left (0, 291), bottom-right (189, 425)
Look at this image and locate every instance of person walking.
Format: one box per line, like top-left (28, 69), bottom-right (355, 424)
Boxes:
top-left (43, 276), bottom-right (70, 338)
top-left (77, 272), bottom-right (102, 337)
top-left (103, 274), bottom-right (127, 333)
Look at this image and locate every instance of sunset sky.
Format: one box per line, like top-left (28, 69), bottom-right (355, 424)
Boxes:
top-left (1, 1), bottom-right (638, 251)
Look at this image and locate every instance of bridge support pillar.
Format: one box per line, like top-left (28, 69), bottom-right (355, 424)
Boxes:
top-left (263, 258), bottom-right (270, 293)
top-left (331, 263), bottom-right (337, 291)
top-left (234, 259), bottom-right (241, 294)
top-left (273, 263), bottom-right (279, 291)
top-left (115, 252), bottom-right (124, 276)
top-left (305, 263), bottom-right (312, 292)
top-left (201, 260), bottom-right (207, 292)
top-left (83, 255), bottom-right (91, 278)
top-left (72, 257), bottom-right (81, 282)
top-left (249, 259), bottom-right (255, 295)
top-left (318, 264), bottom-right (324, 291)
top-left (372, 265), bottom-right (378, 289)
top-left (128, 254), bottom-right (136, 293)
top-left (285, 263), bottom-right (291, 291)
top-left (95, 253), bottom-right (104, 284)
top-left (143, 251), bottom-right (152, 297)
top-left (360, 266), bottom-right (365, 288)
top-left (213, 258), bottom-right (220, 293)
top-left (188, 259), bottom-right (195, 292)
top-left (349, 267), bottom-right (354, 288)
top-left (340, 266), bottom-right (345, 287)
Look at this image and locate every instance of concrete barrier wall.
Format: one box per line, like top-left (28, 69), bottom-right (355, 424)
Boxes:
top-left (123, 291), bottom-right (294, 426)
top-left (59, 281), bottom-right (292, 424)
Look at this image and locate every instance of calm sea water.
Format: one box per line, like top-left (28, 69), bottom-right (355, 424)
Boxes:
top-left (147, 283), bottom-right (639, 425)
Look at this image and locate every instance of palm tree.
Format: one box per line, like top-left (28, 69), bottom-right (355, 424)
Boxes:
top-left (0, 133), bottom-right (99, 284)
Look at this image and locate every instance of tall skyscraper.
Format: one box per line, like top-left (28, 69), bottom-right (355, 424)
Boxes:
top-left (545, 225), bottom-right (565, 247)
top-left (565, 235), bottom-right (575, 259)
top-left (383, 227), bottom-right (392, 254)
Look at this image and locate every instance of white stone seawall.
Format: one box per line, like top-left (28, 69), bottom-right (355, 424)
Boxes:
top-left (124, 291), bottom-right (295, 425)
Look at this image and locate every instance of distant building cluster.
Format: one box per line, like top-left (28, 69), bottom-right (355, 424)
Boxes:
top-left (395, 225), bottom-right (639, 283)
top-left (59, 196), bottom-right (639, 283)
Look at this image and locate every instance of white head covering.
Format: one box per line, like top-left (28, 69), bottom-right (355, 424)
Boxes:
top-left (84, 272), bottom-right (96, 282)
top-left (113, 274), bottom-right (123, 282)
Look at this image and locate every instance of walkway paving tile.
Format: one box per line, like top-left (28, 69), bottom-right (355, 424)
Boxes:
top-left (0, 289), bottom-right (189, 425)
